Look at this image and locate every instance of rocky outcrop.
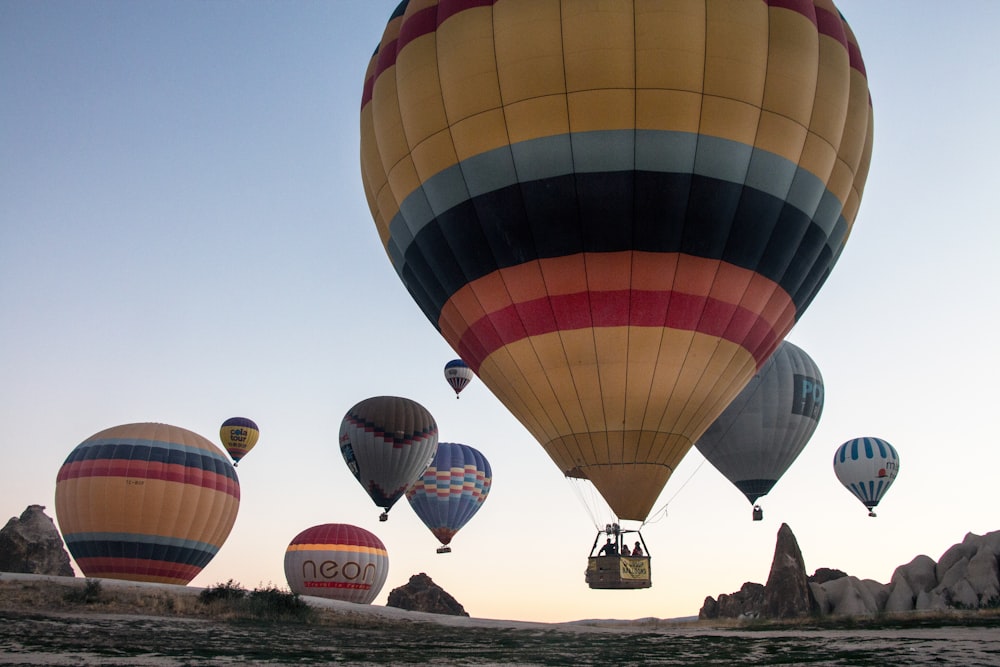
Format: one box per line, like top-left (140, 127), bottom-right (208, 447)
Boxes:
top-left (701, 527), bottom-right (1000, 620)
top-left (386, 573), bottom-right (469, 616)
top-left (0, 505), bottom-right (74, 576)
top-left (764, 524), bottom-right (813, 618)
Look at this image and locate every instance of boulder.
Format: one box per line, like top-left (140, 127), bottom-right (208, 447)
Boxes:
top-left (0, 505), bottom-right (74, 576)
top-left (967, 546), bottom-right (1000, 603)
top-left (823, 576), bottom-right (879, 617)
top-left (891, 554), bottom-right (938, 595)
top-left (386, 573), bottom-right (469, 616)
top-left (763, 523), bottom-right (812, 618)
top-left (884, 573), bottom-right (915, 612)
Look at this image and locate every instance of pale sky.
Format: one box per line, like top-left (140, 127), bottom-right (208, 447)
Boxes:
top-left (2, 1), bottom-right (999, 623)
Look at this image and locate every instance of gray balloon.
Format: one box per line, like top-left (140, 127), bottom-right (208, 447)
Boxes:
top-left (695, 341), bottom-right (824, 507)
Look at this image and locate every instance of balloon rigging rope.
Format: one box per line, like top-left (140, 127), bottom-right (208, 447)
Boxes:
top-left (643, 454), bottom-right (707, 527)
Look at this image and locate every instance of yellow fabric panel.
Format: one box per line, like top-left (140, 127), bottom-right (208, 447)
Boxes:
top-left (371, 72), bottom-right (408, 187)
top-left (494, 0), bottom-right (564, 106)
top-left (703, 0), bottom-right (768, 107)
top-left (449, 108), bottom-right (509, 163)
top-left (396, 33), bottom-right (448, 148)
top-left (568, 89), bottom-right (636, 134)
top-left (386, 155), bottom-right (422, 221)
top-left (578, 462), bottom-right (676, 520)
top-left (796, 132), bottom-right (838, 193)
top-left (808, 34), bottom-right (850, 156)
top-left (636, 89), bottom-right (702, 134)
top-left (504, 95), bottom-right (570, 145)
top-left (593, 325), bottom-right (631, 435)
top-left (562, 0), bottom-right (635, 93)
top-left (699, 95), bottom-right (761, 148)
top-left (374, 184), bottom-right (401, 242)
top-left (838, 69), bottom-right (873, 186)
top-left (410, 128), bottom-right (460, 191)
top-left (754, 111), bottom-right (809, 172)
top-left (635, 0), bottom-right (705, 93)
top-left (437, 5), bottom-right (502, 124)
top-left (762, 5), bottom-right (819, 128)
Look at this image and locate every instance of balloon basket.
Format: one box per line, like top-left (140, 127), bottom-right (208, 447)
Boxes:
top-left (436, 546), bottom-right (451, 554)
top-left (379, 512), bottom-right (388, 522)
top-left (752, 505), bottom-right (763, 521)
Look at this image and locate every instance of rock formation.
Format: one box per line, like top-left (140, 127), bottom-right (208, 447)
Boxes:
top-left (0, 505), bottom-right (74, 577)
top-left (701, 525), bottom-right (1000, 620)
top-left (764, 523), bottom-right (813, 618)
top-left (386, 573), bottom-right (469, 616)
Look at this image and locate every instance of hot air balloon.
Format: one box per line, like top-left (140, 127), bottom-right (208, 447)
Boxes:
top-left (284, 523), bottom-right (389, 604)
top-left (695, 341), bottom-right (824, 520)
top-left (339, 395), bottom-right (439, 521)
top-left (833, 437), bottom-right (899, 517)
top-left (405, 442), bottom-right (492, 553)
top-left (444, 359), bottom-right (474, 398)
top-left (220, 417), bottom-right (259, 466)
top-left (54, 422), bottom-right (240, 585)
top-left (360, 1), bottom-right (874, 522)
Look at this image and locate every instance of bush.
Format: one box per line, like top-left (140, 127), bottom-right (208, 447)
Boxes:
top-left (198, 579), bottom-right (247, 604)
top-left (64, 579), bottom-right (103, 604)
top-left (199, 581), bottom-right (314, 623)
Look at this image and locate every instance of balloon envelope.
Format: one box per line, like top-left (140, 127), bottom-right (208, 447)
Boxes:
top-left (444, 359), bottom-right (474, 397)
top-left (696, 341), bottom-right (824, 505)
top-left (833, 437), bottom-right (899, 513)
top-left (54, 422), bottom-right (241, 585)
top-left (339, 396), bottom-right (439, 516)
top-left (406, 442), bottom-right (492, 547)
top-left (284, 523), bottom-right (389, 604)
top-left (220, 416), bottom-right (259, 465)
top-left (361, 1), bottom-right (873, 520)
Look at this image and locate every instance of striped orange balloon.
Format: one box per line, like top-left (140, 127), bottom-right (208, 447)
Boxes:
top-left (360, 0), bottom-right (873, 520)
top-left (54, 422), bottom-right (240, 585)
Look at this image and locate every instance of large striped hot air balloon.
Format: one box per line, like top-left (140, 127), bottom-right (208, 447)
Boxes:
top-left (406, 442), bottom-right (492, 553)
top-left (360, 0), bottom-right (874, 521)
top-left (695, 340), bottom-right (824, 519)
top-left (283, 523), bottom-right (389, 604)
top-left (339, 396), bottom-right (439, 520)
top-left (54, 422), bottom-right (240, 585)
top-left (833, 437), bottom-right (899, 517)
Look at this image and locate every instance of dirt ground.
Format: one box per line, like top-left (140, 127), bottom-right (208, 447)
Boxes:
top-left (2, 573), bottom-right (999, 666)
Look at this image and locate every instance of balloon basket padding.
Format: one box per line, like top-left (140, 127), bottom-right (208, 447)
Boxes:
top-left (585, 556), bottom-right (652, 589)
top-left (436, 546), bottom-right (452, 554)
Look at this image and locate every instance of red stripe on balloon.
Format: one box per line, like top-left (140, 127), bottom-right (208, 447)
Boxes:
top-left (455, 289), bottom-right (782, 372)
top-left (73, 557), bottom-right (200, 583)
top-left (56, 461), bottom-right (240, 499)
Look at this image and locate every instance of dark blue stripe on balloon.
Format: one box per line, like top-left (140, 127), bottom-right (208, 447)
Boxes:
top-left (64, 538), bottom-right (217, 568)
top-left (62, 441), bottom-right (238, 483)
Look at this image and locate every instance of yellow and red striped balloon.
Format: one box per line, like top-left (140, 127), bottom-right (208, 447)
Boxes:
top-left (360, 0), bottom-right (873, 520)
top-left (54, 422), bottom-right (240, 585)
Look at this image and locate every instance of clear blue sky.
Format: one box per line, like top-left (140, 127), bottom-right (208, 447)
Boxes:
top-left (2, 1), bottom-right (999, 623)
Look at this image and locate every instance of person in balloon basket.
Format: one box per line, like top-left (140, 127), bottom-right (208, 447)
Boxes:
top-left (631, 542), bottom-right (643, 557)
top-left (598, 538), bottom-right (618, 556)
top-left (620, 543), bottom-right (631, 556)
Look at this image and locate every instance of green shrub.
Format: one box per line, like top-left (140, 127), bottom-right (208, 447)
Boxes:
top-left (198, 581), bottom-right (314, 623)
top-left (199, 579), bottom-right (247, 604)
